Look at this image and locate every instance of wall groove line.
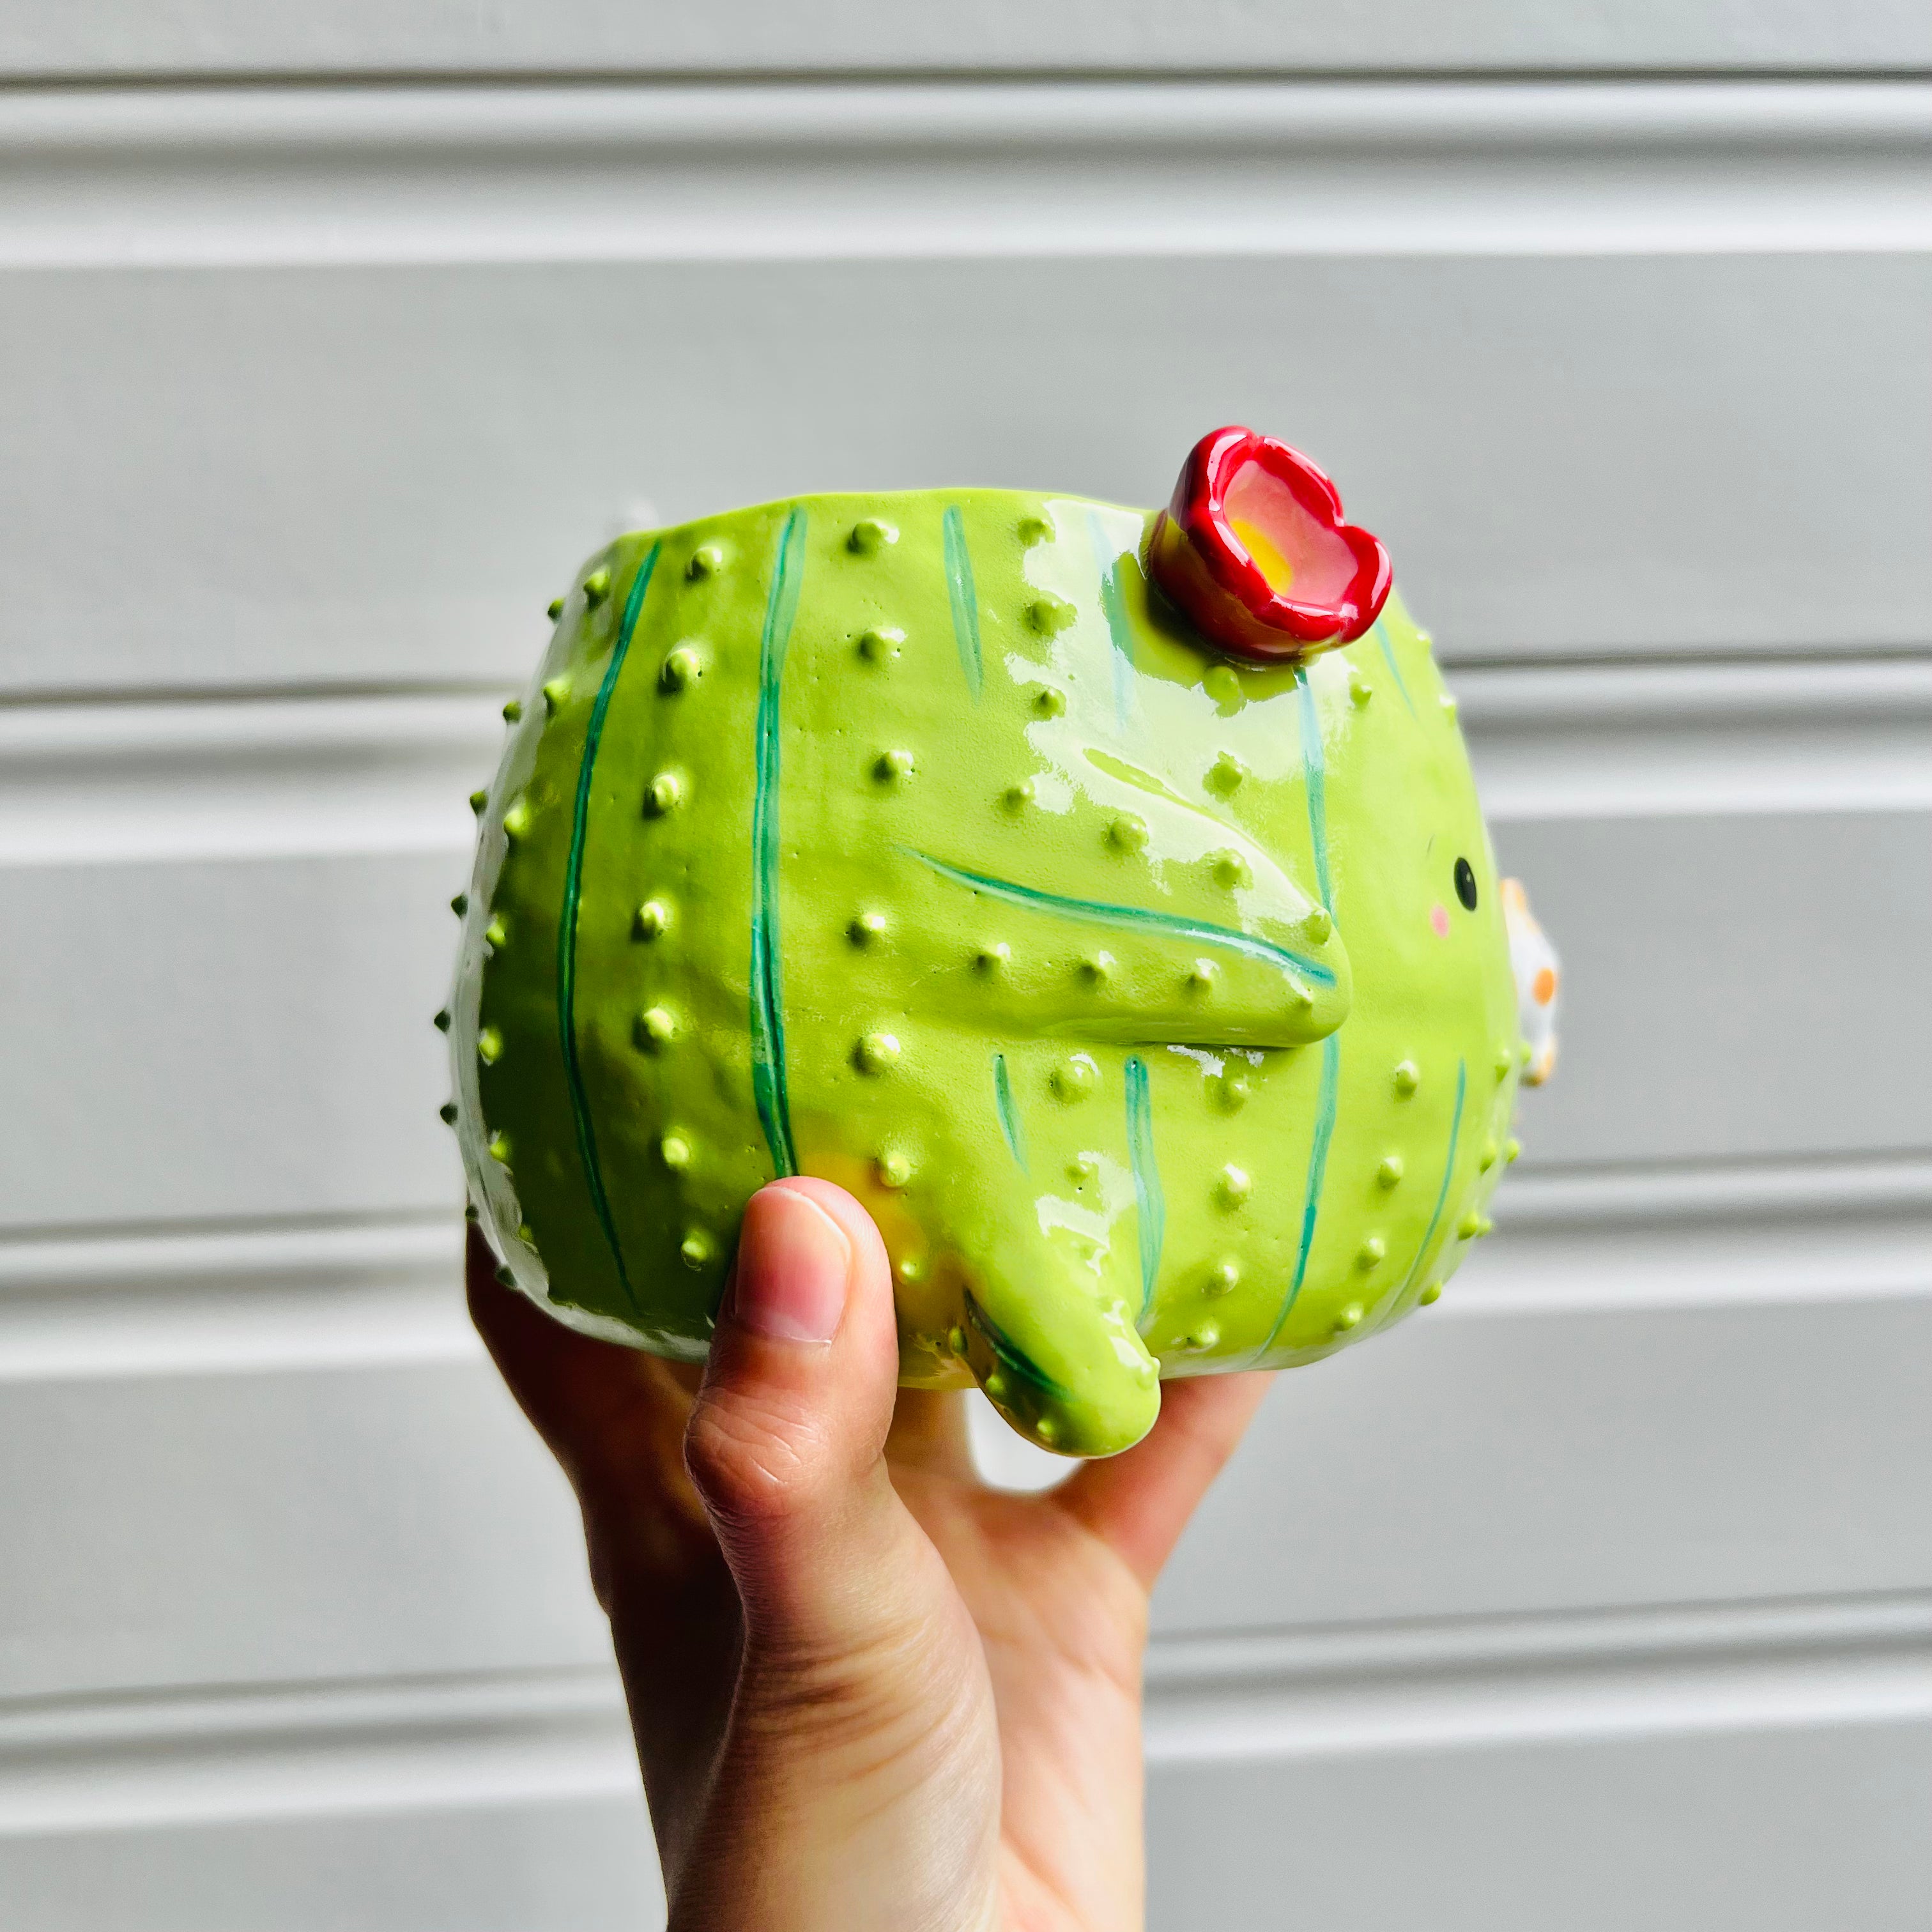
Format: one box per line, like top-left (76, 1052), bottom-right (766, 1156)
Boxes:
top-left (3, 79), bottom-right (1929, 270)
top-left (4, 0), bottom-right (1932, 84)
top-left (1, 645), bottom-right (1926, 713)
top-left (1, 659), bottom-right (1923, 866)
top-left (0, 1156), bottom-right (1920, 1381)
top-left (8, 67), bottom-right (1932, 93)
top-left (0, 1592), bottom-right (1922, 1836)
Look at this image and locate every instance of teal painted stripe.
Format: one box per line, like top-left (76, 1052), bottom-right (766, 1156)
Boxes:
top-left (902, 848), bottom-right (1336, 986)
top-left (557, 543), bottom-right (660, 1314)
top-left (1089, 510), bottom-right (1135, 724)
top-left (1375, 620), bottom-right (1418, 717)
top-left (1295, 667), bottom-right (1332, 910)
top-left (1124, 1054), bottom-right (1165, 1322)
top-left (1397, 1056), bottom-right (1468, 1305)
top-left (942, 505), bottom-right (983, 700)
top-left (749, 508), bottom-right (809, 1178)
top-left (965, 1290), bottom-right (1072, 1402)
top-left (992, 1052), bottom-right (1027, 1172)
top-left (1257, 1032), bottom-right (1342, 1356)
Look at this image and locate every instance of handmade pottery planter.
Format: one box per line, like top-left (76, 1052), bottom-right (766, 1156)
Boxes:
top-left (445, 429), bottom-right (1557, 1457)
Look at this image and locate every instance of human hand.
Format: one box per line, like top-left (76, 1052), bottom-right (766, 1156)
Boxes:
top-left (469, 1177), bottom-right (1270, 1932)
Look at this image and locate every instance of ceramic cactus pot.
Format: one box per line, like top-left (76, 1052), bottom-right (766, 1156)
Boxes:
top-left (445, 428), bottom-right (1556, 1458)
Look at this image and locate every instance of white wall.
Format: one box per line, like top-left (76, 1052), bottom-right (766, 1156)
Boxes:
top-left (0, 10), bottom-right (1928, 1927)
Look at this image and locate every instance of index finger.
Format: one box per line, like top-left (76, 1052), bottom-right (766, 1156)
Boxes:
top-left (466, 1226), bottom-right (709, 1538)
top-left (1049, 1370), bottom-right (1273, 1592)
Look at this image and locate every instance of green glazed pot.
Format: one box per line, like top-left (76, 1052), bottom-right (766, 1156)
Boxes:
top-left (448, 436), bottom-right (1543, 1458)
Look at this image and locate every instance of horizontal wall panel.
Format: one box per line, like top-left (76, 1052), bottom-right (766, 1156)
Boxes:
top-left (1147, 1717), bottom-right (1932, 1932)
top-left (0, 1251), bottom-right (1924, 1699)
top-left (1, 1598), bottom-right (1924, 1931)
top-left (2, 256), bottom-right (1928, 696)
top-left (9, 86), bottom-right (1931, 272)
top-left (1, 675), bottom-right (1924, 1234)
top-left (0, 850), bottom-right (468, 1232)
top-left (1145, 1591), bottom-right (1932, 1760)
top-left (1144, 1590), bottom-right (1932, 1932)
top-left (1463, 658), bottom-right (1932, 820)
top-left (0, 693), bottom-right (498, 867)
top-left (0, 1219), bottom-right (471, 1383)
top-left (1457, 1162), bottom-right (1932, 1317)
top-left (0, 1354), bottom-right (612, 1700)
top-left (3, 4), bottom-right (1929, 78)
top-left (1495, 806), bottom-right (1932, 1168)
top-left (0, 1802), bottom-right (661, 1932)
top-left (0, 1666), bottom-right (659, 1931)
top-left (1152, 1291), bottom-right (1932, 1636)
top-left (0, 1670), bottom-right (637, 1835)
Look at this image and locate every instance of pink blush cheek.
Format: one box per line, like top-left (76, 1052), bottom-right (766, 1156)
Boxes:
top-left (1430, 903), bottom-right (1451, 939)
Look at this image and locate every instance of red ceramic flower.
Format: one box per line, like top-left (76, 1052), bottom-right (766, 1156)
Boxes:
top-left (1147, 426), bottom-right (1392, 663)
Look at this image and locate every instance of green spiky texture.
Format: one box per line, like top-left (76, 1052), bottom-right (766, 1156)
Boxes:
top-left (448, 492), bottom-right (1522, 1457)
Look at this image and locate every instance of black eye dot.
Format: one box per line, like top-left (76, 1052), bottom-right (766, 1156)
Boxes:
top-left (1453, 857), bottom-right (1478, 911)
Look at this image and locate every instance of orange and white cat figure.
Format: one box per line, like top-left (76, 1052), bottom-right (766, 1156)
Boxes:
top-left (1501, 877), bottom-right (1560, 1086)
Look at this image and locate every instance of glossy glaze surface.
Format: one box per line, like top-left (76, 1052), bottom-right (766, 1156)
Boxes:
top-left (450, 488), bottom-right (1524, 1457)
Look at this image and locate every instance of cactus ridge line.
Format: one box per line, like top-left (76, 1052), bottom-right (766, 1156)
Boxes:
top-left (900, 848), bottom-right (1337, 988)
top-left (1296, 666), bottom-right (1333, 912)
top-left (965, 1290), bottom-right (1072, 1403)
top-left (1124, 1053), bottom-right (1165, 1323)
top-left (942, 505), bottom-right (983, 701)
top-left (992, 1051), bottom-right (1027, 1172)
top-left (558, 542), bottom-right (660, 1315)
top-left (749, 507), bottom-right (809, 1179)
top-left (1395, 1054), bottom-right (1468, 1310)
top-left (1255, 1031), bottom-right (1343, 1359)
top-left (1374, 618), bottom-right (1418, 718)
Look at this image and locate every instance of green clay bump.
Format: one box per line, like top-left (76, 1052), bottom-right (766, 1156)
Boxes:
top-left (448, 459), bottom-right (1543, 1457)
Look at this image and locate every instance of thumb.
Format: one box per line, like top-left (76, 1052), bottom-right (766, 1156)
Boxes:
top-left (683, 1177), bottom-right (946, 1659)
top-left (677, 1182), bottom-right (999, 1932)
